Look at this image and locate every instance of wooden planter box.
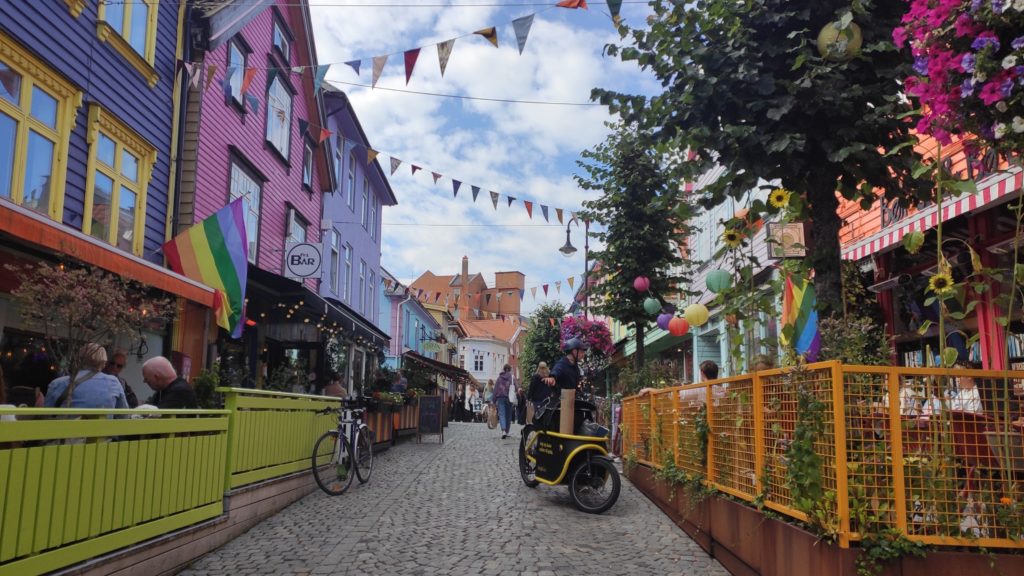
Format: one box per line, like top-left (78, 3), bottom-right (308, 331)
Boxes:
top-left (626, 464), bottom-right (1024, 576)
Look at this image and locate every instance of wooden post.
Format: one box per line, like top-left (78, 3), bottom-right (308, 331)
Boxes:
top-left (559, 388), bottom-right (575, 434)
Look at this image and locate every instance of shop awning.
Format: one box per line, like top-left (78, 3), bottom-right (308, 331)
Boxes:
top-left (402, 350), bottom-right (475, 385)
top-left (842, 167), bottom-right (1023, 261)
top-left (0, 199), bottom-right (216, 306)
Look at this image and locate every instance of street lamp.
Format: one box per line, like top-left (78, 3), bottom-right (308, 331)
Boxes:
top-left (558, 218), bottom-right (589, 318)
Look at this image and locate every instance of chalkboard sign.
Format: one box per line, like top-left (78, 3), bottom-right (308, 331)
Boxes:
top-left (417, 396), bottom-right (444, 443)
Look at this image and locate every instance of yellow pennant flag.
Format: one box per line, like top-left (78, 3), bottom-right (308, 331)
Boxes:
top-left (474, 27), bottom-right (498, 48)
top-left (567, 276), bottom-right (575, 290)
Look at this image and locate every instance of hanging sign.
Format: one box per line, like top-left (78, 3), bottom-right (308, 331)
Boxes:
top-left (284, 242), bottom-right (323, 279)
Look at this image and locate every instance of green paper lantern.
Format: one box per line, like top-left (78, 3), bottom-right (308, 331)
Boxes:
top-left (706, 270), bottom-right (733, 294)
top-left (643, 297), bottom-right (661, 315)
top-left (683, 303), bottom-right (710, 327)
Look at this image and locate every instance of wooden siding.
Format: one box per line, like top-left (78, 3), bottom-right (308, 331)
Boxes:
top-left (189, 3), bottom-right (323, 283)
top-left (0, 1), bottom-right (180, 264)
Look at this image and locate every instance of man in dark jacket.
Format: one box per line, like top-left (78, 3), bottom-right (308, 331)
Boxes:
top-left (141, 356), bottom-right (199, 409)
top-left (543, 338), bottom-right (587, 391)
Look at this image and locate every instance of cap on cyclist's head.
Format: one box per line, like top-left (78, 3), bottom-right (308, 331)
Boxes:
top-left (562, 338), bottom-right (588, 353)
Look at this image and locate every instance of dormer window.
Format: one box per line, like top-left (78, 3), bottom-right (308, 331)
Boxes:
top-left (272, 20), bottom-right (290, 62)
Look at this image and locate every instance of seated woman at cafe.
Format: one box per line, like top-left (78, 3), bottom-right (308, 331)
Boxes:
top-left (882, 378), bottom-right (923, 417)
top-left (44, 344), bottom-right (128, 409)
top-left (947, 364), bottom-right (984, 414)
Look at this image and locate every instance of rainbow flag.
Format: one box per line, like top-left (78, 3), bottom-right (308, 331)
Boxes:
top-left (780, 275), bottom-right (820, 362)
top-left (163, 199), bottom-right (248, 338)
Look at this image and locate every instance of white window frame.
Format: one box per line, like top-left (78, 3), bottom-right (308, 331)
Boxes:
top-left (229, 160), bottom-right (262, 264)
top-left (347, 152), bottom-right (356, 210)
top-left (330, 231), bottom-right (340, 293)
top-left (286, 206), bottom-right (307, 243)
top-left (369, 197), bottom-right (377, 241)
top-left (302, 141), bottom-right (313, 189)
top-left (361, 177), bottom-right (369, 229)
top-left (344, 243), bottom-right (353, 302)
top-left (272, 19), bottom-right (290, 62)
top-left (358, 260), bottom-right (366, 314)
top-left (473, 352), bottom-right (484, 372)
top-left (265, 75), bottom-right (292, 159)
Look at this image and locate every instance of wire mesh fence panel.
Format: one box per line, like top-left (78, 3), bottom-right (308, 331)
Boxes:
top-left (650, 390), bottom-right (677, 468)
top-left (709, 377), bottom-right (756, 497)
top-left (762, 370), bottom-right (797, 507)
top-left (676, 384), bottom-right (709, 477)
top-left (622, 395), bottom-right (653, 464)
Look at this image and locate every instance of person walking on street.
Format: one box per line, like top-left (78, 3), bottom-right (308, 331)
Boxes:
top-left (528, 361), bottom-right (552, 423)
top-left (493, 364), bottom-right (514, 439)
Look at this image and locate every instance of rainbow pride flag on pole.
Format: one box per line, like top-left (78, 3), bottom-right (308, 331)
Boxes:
top-left (780, 274), bottom-right (820, 362)
top-left (163, 199), bottom-right (248, 338)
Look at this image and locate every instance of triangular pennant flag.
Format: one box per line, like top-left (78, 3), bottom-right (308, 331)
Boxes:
top-left (557, 0), bottom-right (588, 8)
top-left (191, 62), bottom-right (205, 88)
top-left (524, 200), bottom-right (533, 219)
top-left (556, 208), bottom-right (564, 224)
top-left (507, 196), bottom-right (516, 207)
top-left (471, 186), bottom-right (480, 202)
top-left (417, 289), bottom-right (423, 299)
top-left (519, 289), bottom-right (525, 300)
top-left (555, 281), bottom-right (561, 294)
top-left (485, 294), bottom-right (492, 305)
top-left (265, 68), bottom-right (278, 93)
top-left (313, 64), bottom-right (330, 91)
top-left (540, 205), bottom-right (549, 222)
top-left (240, 67), bottom-right (257, 94)
top-left (245, 93), bottom-right (259, 114)
top-left (543, 284), bottom-right (549, 296)
top-left (452, 180), bottom-right (462, 198)
top-left (411, 165), bottom-right (421, 176)
top-left (181, 60), bottom-right (193, 82)
top-left (318, 127), bottom-right (331, 144)
top-left (607, 0), bottom-right (622, 22)
top-left (431, 172), bottom-right (442, 184)
top-left (549, 318), bottom-right (555, 327)
top-left (490, 191), bottom-right (500, 210)
top-left (403, 48), bottom-right (420, 85)
top-left (384, 278), bottom-right (392, 289)
top-left (437, 39), bottom-right (455, 77)
top-left (204, 64), bottom-right (218, 92)
top-left (474, 27), bottom-right (498, 48)
top-left (345, 59), bottom-right (361, 75)
top-left (570, 211), bottom-right (577, 223)
top-left (568, 276), bottom-right (575, 290)
top-left (390, 157), bottom-right (401, 175)
top-left (371, 55), bottom-right (388, 88)
top-left (531, 287), bottom-right (537, 299)
top-left (512, 14), bottom-right (535, 55)
top-left (220, 77), bottom-right (232, 98)
top-left (298, 119), bottom-right (310, 138)
top-left (367, 148), bottom-right (379, 164)
top-left (290, 66), bottom-right (304, 75)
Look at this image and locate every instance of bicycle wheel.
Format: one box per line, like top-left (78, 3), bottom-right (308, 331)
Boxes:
top-left (311, 430), bottom-right (354, 496)
top-left (519, 425), bottom-right (539, 488)
top-left (569, 455), bottom-right (620, 514)
top-left (354, 425), bottom-right (373, 483)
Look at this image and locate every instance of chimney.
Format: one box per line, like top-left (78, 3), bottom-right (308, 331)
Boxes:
top-left (461, 256), bottom-right (469, 317)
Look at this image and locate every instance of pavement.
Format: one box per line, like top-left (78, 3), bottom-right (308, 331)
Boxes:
top-left (180, 422), bottom-right (728, 576)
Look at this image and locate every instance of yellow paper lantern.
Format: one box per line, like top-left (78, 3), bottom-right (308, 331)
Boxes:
top-left (817, 21), bottom-right (862, 61)
top-left (683, 303), bottom-right (710, 327)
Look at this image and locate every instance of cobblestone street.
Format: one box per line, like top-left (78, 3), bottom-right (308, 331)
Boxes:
top-left (180, 422), bottom-right (727, 576)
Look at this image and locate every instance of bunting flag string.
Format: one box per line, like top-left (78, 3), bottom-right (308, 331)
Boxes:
top-left (431, 171), bottom-right (442, 183)
top-left (403, 49), bottom-right (420, 85)
top-left (490, 191), bottom-right (500, 210)
top-left (471, 186), bottom-right (480, 202)
top-left (507, 196), bottom-right (516, 207)
top-left (567, 276), bottom-right (575, 290)
top-left (372, 55), bottom-right (388, 88)
top-left (524, 200), bottom-right (533, 219)
top-left (555, 281), bottom-right (561, 294)
top-left (540, 205), bottom-right (549, 222)
top-left (474, 27), bottom-right (499, 48)
top-left (453, 180), bottom-right (462, 198)
top-left (390, 157), bottom-right (402, 175)
top-left (531, 287), bottom-right (538, 299)
top-left (512, 14), bottom-right (535, 54)
top-left (436, 39), bottom-right (455, 77)
top-left (556, 208), bottom-right (564, 224)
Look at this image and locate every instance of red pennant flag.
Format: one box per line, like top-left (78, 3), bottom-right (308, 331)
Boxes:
top-left (403, 48), bottom-right (420, 85)
top-left (524, 200), bottom-right (533, 219)
top-left (318, 127), bottom-right (331, 144)
top-left (549, 318), bottom-right (555, 327)
top-left (241, 67), bottom-right (258, 94)
top-left (556, 208), bottom-right (564, 224)
top-left (543, 284), bottom-right (549, 296)
top-left (556, 0), bottom-right (588, 8)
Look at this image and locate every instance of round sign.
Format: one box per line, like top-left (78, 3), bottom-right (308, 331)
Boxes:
top-left (285, 243), bottom-right (322, 278)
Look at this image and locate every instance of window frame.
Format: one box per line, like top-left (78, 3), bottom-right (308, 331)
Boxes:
top-left (360, 176), bottom-right (369, 229)
top-left (369, 196), bottom-right (377, 241)
top-left (473, 352), bottom-right (484, 372)
top-left (227, 155), bottom-right (264, 265)
top-left (226, 37), bottom-right (249, 110)
top-left (366, 269), bottom-right (375, 317)
top-left (96, 0), bottom-right (159, 86)
top-left (271, 13), bottom-right (292, 64)
top-left (0, 32), bottom-right (80, 221)
top-left (330, 230), bottom-right (340, 294)
top-left (344, 243), bottom-right (353, 302)
top-left (347, 152), bottom-right (356, 210)
top-left (286, 205), bottom-right (308, 243)
top-left (82, 104), bottom-right (156, 256)
top-left (264, 71), bottom-right (294, 161)
top-left (358, 259), bottom-right (366, 314)
top-left (302, 139), bottom-right (313, 190)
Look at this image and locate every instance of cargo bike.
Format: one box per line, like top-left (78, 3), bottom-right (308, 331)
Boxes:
top-left (518, 396), bottom-right (621, 514)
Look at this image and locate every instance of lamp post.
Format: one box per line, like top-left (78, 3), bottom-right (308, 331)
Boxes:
top-left (558, 217), bottom-right (589, 319)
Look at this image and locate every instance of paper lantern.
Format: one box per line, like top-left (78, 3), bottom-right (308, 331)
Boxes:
top-left (633, 275), bottom-right (650, 293)
top-left (683, 303), bottom-right (710, 327)
top-left (817, 21), bottom-right (862, 61)
top-left (706, 270), bottom-right (732, 294)
top-left (668, 316), bottom-right (689, 337)
top-left (643, 297), bottom-right (661, 315)
top-left (656, 313), bottom-right (673, 330)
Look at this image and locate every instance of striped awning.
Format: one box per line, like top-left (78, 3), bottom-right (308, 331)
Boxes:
top-left (842, 167), bottom-right (1023, 261)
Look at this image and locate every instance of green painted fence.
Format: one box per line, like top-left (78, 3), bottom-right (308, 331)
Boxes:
top-left (0, 408), bottom-right (228, 576)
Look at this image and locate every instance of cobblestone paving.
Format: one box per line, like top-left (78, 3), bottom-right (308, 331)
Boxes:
top-left (181, 422), bottom-right (728, 576)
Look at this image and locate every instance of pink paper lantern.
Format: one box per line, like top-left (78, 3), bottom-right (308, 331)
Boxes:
top-left (633, 275), bottom-right (650, 293)
top-left (668, 317), bottom-right (690, 337)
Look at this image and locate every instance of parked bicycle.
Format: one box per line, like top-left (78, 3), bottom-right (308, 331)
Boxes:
top-left (311, 397), bottom-right (374, 495)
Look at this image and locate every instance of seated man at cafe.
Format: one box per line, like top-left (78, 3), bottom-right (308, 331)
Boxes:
top-left (141, 357), bottom-right (198, 409)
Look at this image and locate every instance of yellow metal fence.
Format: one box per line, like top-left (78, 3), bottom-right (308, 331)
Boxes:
top-left (621, 361), bottom-right (1024, 549)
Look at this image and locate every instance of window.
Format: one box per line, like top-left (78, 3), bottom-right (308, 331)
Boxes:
top-left (227, 39), bottom-right (247, 107)
top-left (228, 160), bottom-right (261, 264)
top-left (286, 207), bottom-right (307, 243)
top-left (97, 0), bottom-right (159, 85)
top-left (272, 19), bottom-right (290, 62)
top-left (346, 152), bottom-right (355, 209)
top-left (358, 260), bottom-right (366, 313)
top-left (0, 35), bottom-right (78, 220)
top-left (344, 244), bottom-right (352, 302)
top-left (361, 177), bottom-right (369, 229)
top-left (459, 354), bottom-right (465, 369)
top-left (473, 352), bottom-right (484, 372)
top-left (333, 148), bottom-right (341, 189)
top-left (83, 105), bottom-right (156, 256)
top-left (265, 75), bottom-right (292, 158)
top-left (366, 270), bottom-right (375, 317)
top-left (369, 198), bottom-right (377, 241)
top-left (330, 231), bottom-right (340, 293)
top-left (302, 141), bottom-right (313, 189)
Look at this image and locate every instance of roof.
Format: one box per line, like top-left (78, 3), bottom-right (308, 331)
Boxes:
top-left (458, 318), bottom-right (524, 342)
top-left (411, 270), bottom-right (454, 297)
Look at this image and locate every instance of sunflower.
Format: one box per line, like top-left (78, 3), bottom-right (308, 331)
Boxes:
top-left (768, 188), bottom-right (791, 209)
top-left (722, 228), bottom-right (744, 249)
top-left (927, 272), bottom-right (955, 296)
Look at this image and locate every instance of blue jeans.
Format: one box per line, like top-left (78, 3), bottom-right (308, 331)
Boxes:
top-left (496, 397), bottom-right (512, 433)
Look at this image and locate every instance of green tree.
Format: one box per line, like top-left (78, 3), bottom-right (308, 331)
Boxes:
top-left (596, 0), bottom-right (932, 317)
top-left (576, 122), bottom-right (687, 370)
top-left (518, 302), bottom-right (566, 390)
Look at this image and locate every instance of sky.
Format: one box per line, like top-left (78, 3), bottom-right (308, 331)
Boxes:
top-left (310, 0), bottom-right (658, 316)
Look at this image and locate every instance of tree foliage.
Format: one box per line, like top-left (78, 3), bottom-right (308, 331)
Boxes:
top-left (596, 0), bottom-right (933, 316)
top-left (576, 122), bottom-right (687, 369)
top-left (519, 302), bottom-right (567, 389)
